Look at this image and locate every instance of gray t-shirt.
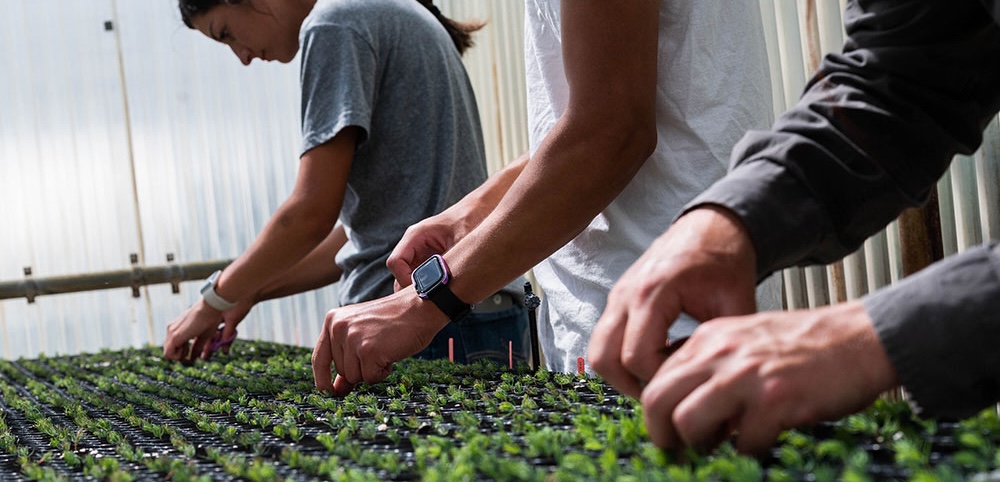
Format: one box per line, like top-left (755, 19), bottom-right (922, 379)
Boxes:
top-left (299, 0), bottom-right (487, 305)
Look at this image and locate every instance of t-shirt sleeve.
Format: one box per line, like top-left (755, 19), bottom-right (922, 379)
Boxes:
top-left (299, 23), bottom-right (378, 156)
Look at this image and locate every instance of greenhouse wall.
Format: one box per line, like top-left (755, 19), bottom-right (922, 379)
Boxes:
top-left (1, 0), bottom-right (998, 359)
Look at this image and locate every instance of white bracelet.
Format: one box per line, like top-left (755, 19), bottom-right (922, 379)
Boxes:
top-left (200, 270), bottom-right (237, 311)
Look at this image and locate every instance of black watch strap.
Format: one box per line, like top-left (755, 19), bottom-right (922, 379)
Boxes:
top-left (428, 284), bottom-right (472, 322)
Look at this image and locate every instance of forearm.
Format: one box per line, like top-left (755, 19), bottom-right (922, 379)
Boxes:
top-left (448, 114), bottom-right (655, 303)
top-left (864, 241), bottom-right (1000, 419)
top-left (212, 130), bottom-right (355, 304)
top-left (215, 199), bottom-right (336, 302)
top-left (687, 0), bottom-right (1000, 278)
top-left (254, 224), bottom-right (348, 302)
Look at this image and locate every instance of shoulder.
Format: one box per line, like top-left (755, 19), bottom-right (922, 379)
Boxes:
top-left (303, 0), bottom-right (418, 32)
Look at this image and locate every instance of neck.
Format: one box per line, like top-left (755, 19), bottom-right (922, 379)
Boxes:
top-left (270, 0), bottom-right (317, 26)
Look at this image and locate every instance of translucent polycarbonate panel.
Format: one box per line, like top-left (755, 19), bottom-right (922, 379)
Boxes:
top-left (0, 0), bottom-right (527, 359)
top-left (0, 0), bottom-right (150, 357)
top-left (0, 0), bottom-right (331, 358)
top-left (113, 0), bottom-right (333, 347)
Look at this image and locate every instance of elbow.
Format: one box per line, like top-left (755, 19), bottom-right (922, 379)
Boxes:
top-left (274, 200), bottom-right (339, 244)
top-left (578, 92), bottom-right (658, 167)
top-left (605, 112), bottom-right (657, 171)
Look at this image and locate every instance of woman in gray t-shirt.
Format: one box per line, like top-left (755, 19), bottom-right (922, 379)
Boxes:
top-left (163, 0), bottom-right (530, 369)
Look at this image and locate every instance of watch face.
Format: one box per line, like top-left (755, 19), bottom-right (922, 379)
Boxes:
top-left (413, 255), bottom-right (448, 296)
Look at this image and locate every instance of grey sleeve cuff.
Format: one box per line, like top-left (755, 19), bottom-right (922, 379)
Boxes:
top-left (683, 159), bottom-right (835, 281)
top-left (863, 242), bottom-right (1000, 419)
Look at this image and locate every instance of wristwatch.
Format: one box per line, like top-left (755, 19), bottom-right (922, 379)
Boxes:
top-left (200, 270), bottom-right (237, 311)
top-left (412, 254), bottom-right (472, 322)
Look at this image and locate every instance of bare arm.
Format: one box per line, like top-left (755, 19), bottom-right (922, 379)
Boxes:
top-left (254, 224), bottom-right (348, 302)
top-left (445, 152), bottom-right (529, 240)
top-left (445, 0), bottom-right (659, 305)
top-left (211, 128), bottom-right (356, 302)
top-left (165, 127), bottom-right (357, 361)
top-left (386, 152), bottom-right (529, 285)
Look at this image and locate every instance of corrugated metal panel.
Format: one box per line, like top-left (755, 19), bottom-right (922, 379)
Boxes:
top-left (3, 0), bottom-right (999, 359)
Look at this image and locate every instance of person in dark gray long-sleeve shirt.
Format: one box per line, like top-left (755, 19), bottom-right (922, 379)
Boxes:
top-left (588, 0), bottom-right (1000, 454)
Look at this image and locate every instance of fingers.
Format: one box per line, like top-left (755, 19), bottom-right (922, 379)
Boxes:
top-left (315, 309), bottom-right (366, 392)
top-left (219, 318), bottom-right (239, 356)
top-left (674, 374), bottom-right (782, 455)
top-left (359, 350), bottom-right (393, 385)
top-left (326, 312), bottom-right (359, 386)
top-left (314, 308), bottom-right (393, 397)
top-left (589, 308), bottom-right (644, 398)
top-left (619, 291), bottom-right (673, 386)
top-left (189, 334), bottom-right (211, 363)
top-left (162, 335), bottom-right (186, 361)
top-left (312, 324), bottom-right (335, 394)
top-left (640, 353), bottom-right (714, 450)
top-left (591, 265), bottom-right (679, 397)
top-left (386, 254), bottom-right (414, 289)
top-left (669, 376), bottom-right (743, 452)
top-left (732, 410), bottom-right (784, 456)
top-left (386, 237), bottom-right (422, 289)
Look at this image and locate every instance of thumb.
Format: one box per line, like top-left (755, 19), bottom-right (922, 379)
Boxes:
top-left (386, 256), bottom-right (414, 290)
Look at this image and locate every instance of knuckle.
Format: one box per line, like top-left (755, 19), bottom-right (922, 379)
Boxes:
top-left (620, 349), bottom-right (645, 371)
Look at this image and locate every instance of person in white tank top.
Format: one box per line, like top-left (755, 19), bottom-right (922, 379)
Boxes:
top-left (310, 0), bottom-right (781, 395)
top-left (525, 0), bottom-right (782, 373)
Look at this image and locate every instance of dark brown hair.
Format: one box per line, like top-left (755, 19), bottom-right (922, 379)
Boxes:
top-left (178, 0), bottom-right (484, 55)
top-left (413, 0), bottom-right (484, 55)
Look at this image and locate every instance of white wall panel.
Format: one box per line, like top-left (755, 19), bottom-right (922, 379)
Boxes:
top-left (0, 0), bottom-right (150, 358)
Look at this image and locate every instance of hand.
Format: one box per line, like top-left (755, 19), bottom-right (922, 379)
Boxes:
top-left (198, 297), bottom-right (254, 360)
top-left (163, 299), bottom-right (225, 363)
top-left (312, 288), bottom-right (449, 396)
top-left (387, 213), bottom-right (460, 291)
top-left (589, 206), bottom-right (759, 398)
top-left (163, 296), bottom-right (255, 362)
top-left (641, 301), bottom-right (899, 454)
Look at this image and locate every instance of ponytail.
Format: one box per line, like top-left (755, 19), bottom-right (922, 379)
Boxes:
top-left (415, 0), bottom-right (485, 56)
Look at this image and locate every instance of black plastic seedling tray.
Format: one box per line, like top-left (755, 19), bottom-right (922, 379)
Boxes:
top-left (1, 341), bottom-right (999, 481)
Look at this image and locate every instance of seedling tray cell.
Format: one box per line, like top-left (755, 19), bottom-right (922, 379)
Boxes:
top-left (2, 341), bottom-right (1000, 481)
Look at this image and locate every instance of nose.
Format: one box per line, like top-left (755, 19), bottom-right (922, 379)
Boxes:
top-left (230, 44), bottom-right (253, 66)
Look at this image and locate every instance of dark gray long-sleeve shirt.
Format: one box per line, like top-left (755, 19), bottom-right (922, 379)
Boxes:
top-left (686, 0), bottom-right (1000, 418)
